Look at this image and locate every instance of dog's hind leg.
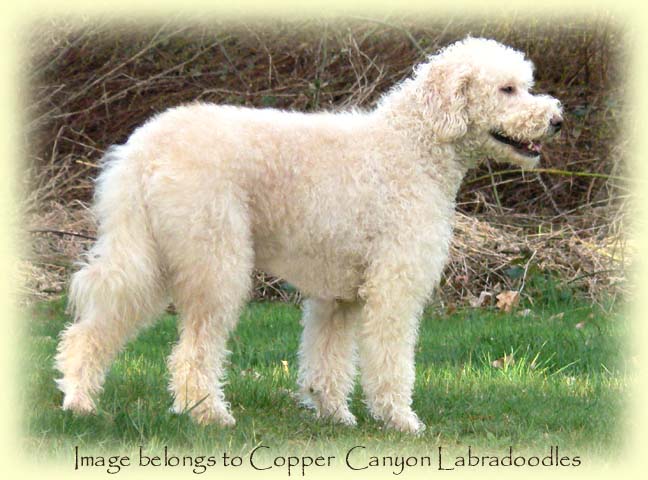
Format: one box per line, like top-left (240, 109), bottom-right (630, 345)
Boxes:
top-left (55, 146), bottom-right (167, 413)
top-left (297, 299), bottom-right (359, 425)
top-left (164, 195), bottom-right (253, 427)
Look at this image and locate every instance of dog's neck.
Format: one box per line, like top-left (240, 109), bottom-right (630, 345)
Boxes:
top-left (374, 85), bottom-right (474, 200)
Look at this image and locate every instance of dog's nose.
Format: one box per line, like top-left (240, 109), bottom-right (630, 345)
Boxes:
top-left (550, 115), bottom-right (563, 132)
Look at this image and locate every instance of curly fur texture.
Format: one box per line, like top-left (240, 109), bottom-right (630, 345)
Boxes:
top-left (55, 37), bottom-right (562, 433)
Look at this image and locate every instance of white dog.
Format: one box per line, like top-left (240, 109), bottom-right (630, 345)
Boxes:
top-left (55, 37), bottom-right (562, 433)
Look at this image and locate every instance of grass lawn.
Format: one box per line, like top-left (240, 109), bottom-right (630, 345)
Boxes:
top-left (22, 289), bottom-right (630, 469)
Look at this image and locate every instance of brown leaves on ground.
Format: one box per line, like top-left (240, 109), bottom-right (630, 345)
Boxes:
top-left (495, 290), bottom-right (520, 313)
top-left (469, 291), bottom-right (493, 308)
top-left (491, 353), bottom-right (515, 369)
top-left (468, 289), bottom-right (524, 314)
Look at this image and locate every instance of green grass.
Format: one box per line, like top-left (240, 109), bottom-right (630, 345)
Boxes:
top-left (22, 293), bottom-right (629, 465)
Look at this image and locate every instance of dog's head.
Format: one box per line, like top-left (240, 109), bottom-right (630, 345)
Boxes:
top-left (416, 37), bottom-right (563, 169)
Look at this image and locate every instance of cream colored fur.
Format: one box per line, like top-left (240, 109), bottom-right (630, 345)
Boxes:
top-left (55, 38), bottom-right (562, 433)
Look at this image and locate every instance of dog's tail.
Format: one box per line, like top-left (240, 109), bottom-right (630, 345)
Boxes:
top-left (55, 144), bottom-right (166, 407)
top-left (69, 144), bottom-right (166, 326)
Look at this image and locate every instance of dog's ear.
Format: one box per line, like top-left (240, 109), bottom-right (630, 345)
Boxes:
top-left (416, 59), bottom-right (471, 142)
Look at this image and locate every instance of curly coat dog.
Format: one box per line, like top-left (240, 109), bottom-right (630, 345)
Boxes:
top-left (55, 37), bottom-right (562, 433)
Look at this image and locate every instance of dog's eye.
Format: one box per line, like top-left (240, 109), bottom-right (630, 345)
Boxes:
top-left (500, 86), bottom-right (515, 94)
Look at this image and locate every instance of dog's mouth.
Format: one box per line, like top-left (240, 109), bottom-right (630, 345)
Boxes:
top-left (490, 131), bottom-right (542, 157)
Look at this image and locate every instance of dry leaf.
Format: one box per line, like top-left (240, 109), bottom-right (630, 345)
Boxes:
top-left (547, 312), bottom-right (565, 321)
top-left (517, 308), bottom-right (532, 317)
top-left (470, 291), bottom-right (492, 308)
top-left (575, 321), bottom-right (586, 329)
top-left (491, 353), bottom-right (515, 369)
top-left (281, 360), bottom-right (289, 373)
top-left (491, 358), bottom-right (503, 368)
top-left (466, 293), bottom-right (478, 307)
top-left (496, 290), bottom-right (520, 313)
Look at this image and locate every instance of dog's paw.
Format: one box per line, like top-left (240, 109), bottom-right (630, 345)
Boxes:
top-left (193, 408), bottom-right (236, 427)
top-left (328, 406), bottom-right (357, 426)
top-left (387, 411), bottom-right (426, 435)
top-left (172, 399), bottom-right (236, 427)
top-left (300, 387), bottom-right (356, 426)
top-left (60, 387), bottom-right (97, 414)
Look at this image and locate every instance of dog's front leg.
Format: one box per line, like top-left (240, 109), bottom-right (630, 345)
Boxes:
top-left (357, 255), bottom-right (433, 434)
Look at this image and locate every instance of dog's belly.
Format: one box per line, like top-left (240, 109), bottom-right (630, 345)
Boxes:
top-left (254, 247), bottom-right (363, 301)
